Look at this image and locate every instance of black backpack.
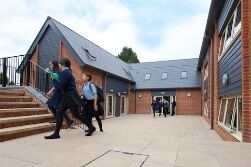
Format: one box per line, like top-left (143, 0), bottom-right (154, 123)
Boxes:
top-left (88, 83), bottom-right (105, 103)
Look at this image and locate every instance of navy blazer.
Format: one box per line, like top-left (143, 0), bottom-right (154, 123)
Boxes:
top-left (59, 68), bottom-right (78, 95)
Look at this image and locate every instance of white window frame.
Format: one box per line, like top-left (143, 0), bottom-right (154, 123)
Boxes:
top-left (161, 72), bottom-right (168, 80)
top-left (181, 71), bottom-right (187, 79)
top-left (106, 94), bottom-right (115, 118)
top-left (218, 96), bottom-right (242, 141)
top-left (204, 101), bottom-right (208, 116)
top-left (204, 64), bottom-right (208, 81)
top-left (120, 95), bottom-right (127, 115)
top-left (218, 2), bottom-right (242, 60)
top-left (145, 73), bottom-right (151, 80)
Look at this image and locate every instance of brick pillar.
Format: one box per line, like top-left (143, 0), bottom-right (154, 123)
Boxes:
top-left (242, 0), bottom-right (251, 142)
top-left (213, 24), bottom-right (221, 129)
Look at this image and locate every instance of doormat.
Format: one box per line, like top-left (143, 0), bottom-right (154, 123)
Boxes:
top-left (82, 150), bottom-right (149, 167)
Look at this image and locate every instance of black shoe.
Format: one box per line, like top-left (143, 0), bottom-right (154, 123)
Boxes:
top-left (85, 127), bottom-right (96, 136)
top-left (66, 120), bottom-right (74, 129)
top-left (44, 134), bottom-right (60, 139)
top-left (100, 129), bottom-right (103, 132)
top-left (85, 129), bottom-right (89, 132)
top-left (49, 120), bottom-right (56, 123)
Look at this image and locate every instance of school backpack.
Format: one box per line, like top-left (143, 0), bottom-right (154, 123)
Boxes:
top-left (89, 83), bottom-right (105, 103)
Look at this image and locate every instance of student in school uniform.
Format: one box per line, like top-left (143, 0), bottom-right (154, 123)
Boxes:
top-left (81, 73), bottom-right (103, 132)
top-left (46, 60), bottom-right (74, 128)
top-left (44, 58), bottom-right (96, 139)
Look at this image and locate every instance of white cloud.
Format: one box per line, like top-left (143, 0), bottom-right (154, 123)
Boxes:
top-left (0, 0), bottom-right (210, 62)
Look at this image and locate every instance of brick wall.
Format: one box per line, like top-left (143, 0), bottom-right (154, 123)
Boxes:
top-left (176, 89), bottom-right (201, 115)
top-left (60, 43), bottom-right (104, 93)
top-left (133, 90), bottom-right (152, 114)
top-left (241, 0), bottom-right (251, 142)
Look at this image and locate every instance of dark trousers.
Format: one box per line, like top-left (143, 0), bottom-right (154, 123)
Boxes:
top-left (85, 100), bottom-right (103, 131)
top-left (54, 105), bottom-right (94, 135)
top-left (48, 106), bottom-right (72, 124)
top-left (163, 107), bottom-right (169, 117)
top-left (153, 109), bottom-right (156, 117)
top-left (171, 107), bottom-right (175, 116)
top-left (159, 109), bottom-right (162, 116)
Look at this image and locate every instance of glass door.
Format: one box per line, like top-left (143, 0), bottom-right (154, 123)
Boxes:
top-left (120, 96), bottom-right (127, 115)
top-left (106, 94), bottom-right (115, 117)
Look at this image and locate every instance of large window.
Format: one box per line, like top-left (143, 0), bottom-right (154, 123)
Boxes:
top-left (219, 2), bottom-right (241, 57)
top-left (204, 101), bottom-right (208, 115)
top-left (204, 64), bottom-right (208, 81)
top-left (218, 96), bottom-right (242, 138)
top-left (161, 72), bottom-right (168, 79)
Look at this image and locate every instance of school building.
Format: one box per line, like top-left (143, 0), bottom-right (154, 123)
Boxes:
top-left (1, 0), bottom-right (251, 143)
top-left (16, 16), bottom-right (202, 118)
top-left (198, 0), bottom-right (251, 142)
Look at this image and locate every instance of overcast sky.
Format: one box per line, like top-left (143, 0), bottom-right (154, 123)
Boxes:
top-left (0, 0), bottom-right (211, 62)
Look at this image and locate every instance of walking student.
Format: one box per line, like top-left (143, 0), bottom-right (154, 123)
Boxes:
top-left (44, 58), bottom-right (96, 139)
top-left (163, 100), bottom-right (169, 117)
top-left (151, 100), bottom-right (157, 117)
top-left (171, 99), bottom-right (176, 116)
top-left (81, 73), bottom-right (104, 132)
top-left (46, 60), bottom-right (74, 128)
top-left (158, 100), bottom-right (163, 117)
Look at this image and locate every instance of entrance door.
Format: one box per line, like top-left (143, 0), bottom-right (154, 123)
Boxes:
top-left (163, 96), bottom-right (171, 115)
top-left (120, 96), bottom-right (127, 115)
top-left (106, 94), bottom-right (115, 117)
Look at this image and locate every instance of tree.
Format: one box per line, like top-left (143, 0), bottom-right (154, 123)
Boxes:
top-left (118, 47), bottom-right (140, 64)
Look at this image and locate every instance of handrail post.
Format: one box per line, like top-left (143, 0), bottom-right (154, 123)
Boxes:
top-left (2, 58), bottom-right (7, 87)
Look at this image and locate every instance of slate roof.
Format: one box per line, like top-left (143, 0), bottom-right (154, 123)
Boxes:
top-left (50, 18), bottom-right (134, 82)
top-left (130, 58), bottom-right (201, 90)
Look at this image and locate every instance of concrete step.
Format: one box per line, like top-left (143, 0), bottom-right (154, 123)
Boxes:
top-left (0, 95), bottom-right (33, 102)
top-left (0, 114), bottom-right (54, 129)
top-left (0, 122), bottom-right (55, 142)
top-left (0, 102), bottom-right (40, 109)
top-left (0, 91), bottom-right (25, 96)
top-left (0, 108), bottom-right (49, 118)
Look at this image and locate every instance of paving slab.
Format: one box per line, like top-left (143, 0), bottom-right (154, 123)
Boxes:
top-left (0, 115), bottom-right (250, 167)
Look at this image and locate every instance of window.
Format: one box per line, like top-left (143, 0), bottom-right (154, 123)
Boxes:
top-left (145, 74), bottom-right (151, 80)
top-left (81, 47), bottom-right (96, 61)
top-left (204, 65), bottom-right (208, 81)
top-left (218, 96), bottom-right (242, 136)
top-left (224, 98), bottom-right (236, 128)
top-left (219, 2), bottom-right (242, 57)
top-left (219, 99), bottom-right (227, 123)
top-left (181, 71), bottom-right (187, 79)
top-left (204, 101), bottom-right (208, 115)
top-left (162, 72), bottom-right (168, 79)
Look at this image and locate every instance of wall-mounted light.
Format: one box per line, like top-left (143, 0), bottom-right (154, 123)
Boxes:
top-left (161, 91), bottom-right (165, 95)
top-left (110, 90), bottom-right (114, 92)
top-left (138, 94), bottom-right (142, 98)
top-left (187, 93), bottom-right (191, 97)
top-left (123, 92), bottom-right (127, 94)
top-left (118, 92), bottom-right (121, 96)
top-left (222, 74), bottom-right (229, 86)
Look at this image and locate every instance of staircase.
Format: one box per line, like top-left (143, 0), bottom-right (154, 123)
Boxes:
top-left (0, 89), bottom-right (54, 142)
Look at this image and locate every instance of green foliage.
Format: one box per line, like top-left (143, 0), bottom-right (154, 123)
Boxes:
top-left (118, 47), bottom-right (140, 64)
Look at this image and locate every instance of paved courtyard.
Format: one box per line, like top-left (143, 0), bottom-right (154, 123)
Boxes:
top-left (0, 115), bottom-right (251, 167)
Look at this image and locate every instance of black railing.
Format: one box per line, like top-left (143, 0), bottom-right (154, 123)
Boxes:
top-left (0, 55), bottom-right (25, 87)
top-left (0, 55), bottom-right (52, 95)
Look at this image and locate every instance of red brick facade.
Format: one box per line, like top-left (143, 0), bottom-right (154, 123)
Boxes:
top-left (241, 0), bottom-right (251, 142)
top-left (176, 89), bottom-right (201, 115)
top-left (134, 90), bottom-right (152, 114)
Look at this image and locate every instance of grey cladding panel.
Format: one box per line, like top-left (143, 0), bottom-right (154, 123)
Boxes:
top-left (38, 26), bottom-right (60, 68)
top-left (218, 35), bottom-right (242, 97)
top-left (106, 76), bottom-right (129, 93)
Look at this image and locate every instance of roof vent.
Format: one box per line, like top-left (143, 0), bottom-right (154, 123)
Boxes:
top-left (82, 47), bottom-right (96, 61)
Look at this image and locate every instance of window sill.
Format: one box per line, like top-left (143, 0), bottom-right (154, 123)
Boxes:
top-left (218, 30), bottom-right (241, 62)
top-left (218, 122), bottom-right (242, 142)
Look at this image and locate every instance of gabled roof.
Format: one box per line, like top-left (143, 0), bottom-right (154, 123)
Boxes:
top-left (18, 17), bottom-right (134, 82)
top-left (197, 0), bottom-right (225, 69)
top-left (130, 58), bottom-right (201, 90)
